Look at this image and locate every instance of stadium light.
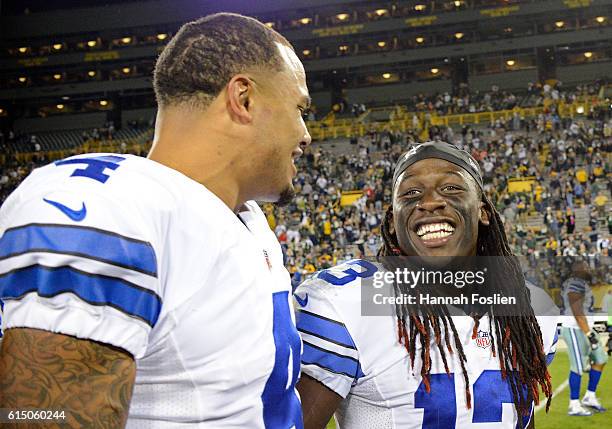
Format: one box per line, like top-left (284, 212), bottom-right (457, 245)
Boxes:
top-left (431, 68), bottom-right (439, 74)
top-left (576, 106), bottom-right (584, 114)
top-left (336, 13), bottom-right (349, 21)
top-left (56, 104), bottom-right (64, 110)
top-left (382, 73), bottom-right (392, 79)
top-left (53, 73), bottom-right (62, 80)
top-left (555, 21), bottom-right (564, 28)
top-left (121, 37), bottom-right (132, 44)
top-left (264, 22), bottom-right (274, 28)
top-left (52, 43), bottom-right (62, 51)
top-left (62, 96), bottom-right (70, 100)
top-left (122, 67), bottom-right (131, 74)
top-left (87, 70), bottom-right (96, 77)
top-left (506, 59), bottom-right (515, 66)
top-left (302, 49), bottom-right (311, 56)
top-left (415, 4), bottom-right (426, 11)
top-left (338, 45), bottom-right (349, 52)
top-left (375, 9), bottom-right (388, 16)
top-left (0, 108), bottom-right (4, 115)
top-left (454, 32), bottom-right (464, 39)
top-left (18, 47), bottom-right (28, 53)
top-left (595, 16), bottom-right (605, 23)
top-left (377, 41), bottom-right (387, 48)
top-left (454, 1), bottom-right (463, 7)
top-left (299, 17), bottom-right (311, 25)
top-left (99, 100), bottom-right (109, 106)
top-left (18, 76), bottom-right (27, 83)
top-left (583, 51), bottom-right (593, 58)
top-left (87, 40), bottom-right (97, 47)
top-left (415, 36), bottom-right (425, 44)
top-left (156, 33), bottom-right (168, 40)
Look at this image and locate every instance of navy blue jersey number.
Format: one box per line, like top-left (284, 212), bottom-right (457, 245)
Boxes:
top-left (261, 291), bottom-right (303, 428)
top-left (55, 155), bottom-right (126, 184)
top-left (318, 260), bottom-right (377, 286)
top-left (415, 370), bottom-right (531, 428)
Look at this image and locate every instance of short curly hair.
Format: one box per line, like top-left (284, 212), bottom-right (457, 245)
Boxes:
top-left (154, 13), bottom-right (294, 109)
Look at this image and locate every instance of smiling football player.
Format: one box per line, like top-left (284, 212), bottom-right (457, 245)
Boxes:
top-left (294, 142), bottom-right (559, 429)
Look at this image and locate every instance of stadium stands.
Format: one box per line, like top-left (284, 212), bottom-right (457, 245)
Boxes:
top-left (0, 1), bottom-right (610, 307)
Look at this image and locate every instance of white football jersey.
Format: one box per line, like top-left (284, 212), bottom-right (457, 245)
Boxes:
top-left (561, 277), bottom-right (594, 329)
top-left (294, 260), bottom-right (558, 429)
top-left (0, 154), bottom-right (302, 428)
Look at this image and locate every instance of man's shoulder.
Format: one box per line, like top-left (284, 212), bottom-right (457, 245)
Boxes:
top-left (0, 154), bottom-right (217, 245)
top-left (20, 154), bottom-right (183, 207)
top-left (297, 259), bottom-right (382, 296)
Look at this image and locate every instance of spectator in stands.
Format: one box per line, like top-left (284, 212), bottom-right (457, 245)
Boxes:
top-left (566, 208), bottom-right (576, 235)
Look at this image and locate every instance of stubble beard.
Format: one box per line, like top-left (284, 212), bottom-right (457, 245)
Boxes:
top-left (276, 185), bottom-right (296, 206)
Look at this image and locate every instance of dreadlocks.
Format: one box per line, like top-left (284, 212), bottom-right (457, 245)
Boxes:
top-left (378, 193), bottom-right (553, 416)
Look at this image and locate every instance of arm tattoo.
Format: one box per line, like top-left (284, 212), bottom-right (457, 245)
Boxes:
top-left (0, 328), bottom-right (136, 429)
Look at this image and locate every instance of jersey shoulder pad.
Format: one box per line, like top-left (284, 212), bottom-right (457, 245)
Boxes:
top-left (302, 259), bottom-right (382, 292)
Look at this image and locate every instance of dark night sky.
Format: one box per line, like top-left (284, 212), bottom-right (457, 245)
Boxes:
top-left (1, 0), bottom-right (148, 16)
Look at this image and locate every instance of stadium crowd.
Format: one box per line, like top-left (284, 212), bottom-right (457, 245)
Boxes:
top-left (1, 84), bottom-right (610, 291)
top-left (400, 81), bottom-right (606, 116)
top-left (271, 120), bottom-right (610, 284)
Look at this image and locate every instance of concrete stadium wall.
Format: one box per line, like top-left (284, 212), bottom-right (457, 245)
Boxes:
top-left (340, 80), bottom-right (453, 105)
top-left (121, 108), bottom-right (156, 127)
top-left (14, 112), bottom-right (107, 133)
top-left (556, 61), bottom-right (612, 85)
top-left (468, 69), bottom-right (538, 92)
top-left (0, 77), bottom-right (152, 101)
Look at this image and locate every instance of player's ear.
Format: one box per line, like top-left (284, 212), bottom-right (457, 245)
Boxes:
top-left (227, 74), bottom-right (253, 124)
top-left (478, 201), bottom-right (490, 226)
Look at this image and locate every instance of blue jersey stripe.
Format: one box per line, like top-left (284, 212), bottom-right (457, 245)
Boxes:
top-left (302, 342), bottom-right (364, 380)
top-left (0, 224), bottom-right (157, 277)
top-left (296, 310), bottom-right (356, 350)
top-left (0, 264), bottom-right (161, 327)
top-left (546, 352), bottom-right (556, 366)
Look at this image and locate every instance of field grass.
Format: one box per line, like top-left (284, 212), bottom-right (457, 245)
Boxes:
top-left (325, 348), bottom-right (611, 428)
top-left (535, 351), bottom-right (611, 428)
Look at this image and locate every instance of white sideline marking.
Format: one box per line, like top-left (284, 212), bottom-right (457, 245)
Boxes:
top-left (535, 379), bottom-right (569, 413)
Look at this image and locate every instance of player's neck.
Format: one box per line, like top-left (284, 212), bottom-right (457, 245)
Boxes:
top-left (148, 110), bottom-right (248, 211)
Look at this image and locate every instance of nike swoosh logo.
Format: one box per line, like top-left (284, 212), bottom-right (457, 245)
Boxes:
top-left (295, 293), bottom-right (309, 307)
top-left (43, 198), bottom-right (87, 221)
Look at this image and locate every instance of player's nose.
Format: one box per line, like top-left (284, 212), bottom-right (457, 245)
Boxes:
top-left (301, 127), bottom-right (312, 149)
top-left (416, 190), bottom-right (447, 212)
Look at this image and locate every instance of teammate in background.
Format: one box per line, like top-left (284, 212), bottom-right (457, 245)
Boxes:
top-left (295, 142), bottom-right (557, 428)
top-left (0, 13), bottom-right (311, 428)
top-left (561, 260), bottom-right (608, 415)
top-left (605, 290), bottom-right (612, 356)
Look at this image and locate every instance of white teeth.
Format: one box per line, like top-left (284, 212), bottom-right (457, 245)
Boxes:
top-left (416, 222), bottom-right (455, 237)
top-left (421, 230), bottom-right (452, 241)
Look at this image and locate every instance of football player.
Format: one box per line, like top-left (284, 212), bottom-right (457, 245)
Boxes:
top-left (560, 260), bottom-right (607, 415)
top-left (295, 142), bottom-right (558, 428)
top-left (0, 13), bottom-right (311, 428)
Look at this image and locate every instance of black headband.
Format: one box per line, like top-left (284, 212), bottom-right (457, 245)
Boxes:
top-left (393, 142), bottom-right (484, 190)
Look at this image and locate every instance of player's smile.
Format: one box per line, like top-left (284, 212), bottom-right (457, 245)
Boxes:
top-left (393, 158), bottom-right (485, 258)
top-left (413, 217), bottom-right (456, 247)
